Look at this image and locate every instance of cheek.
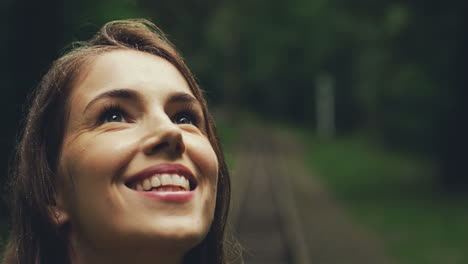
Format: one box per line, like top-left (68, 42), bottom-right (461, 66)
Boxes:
top-left (186, 137), bottom-right (219, 226)
top-left (59, 132), bottom-right (139, 199)
top-left (187, 136), bottom-right (219, 184)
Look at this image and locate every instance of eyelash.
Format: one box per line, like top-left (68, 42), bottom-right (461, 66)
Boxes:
top-left (96, 103), bottom-right (202, 128)
top-left (97, 103), bottom-right (128, 124)
top-left (173, 105), bottom-right (201, 128)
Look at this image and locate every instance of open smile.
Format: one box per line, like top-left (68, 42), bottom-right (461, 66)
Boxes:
top-left (125, 163), bottom-right (198, 198)
top-left (132, 173), bottom-right (191, 191)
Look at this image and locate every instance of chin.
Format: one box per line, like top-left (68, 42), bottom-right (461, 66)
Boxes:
top-left (128, 215), bottom-right (212, 251)
top-left (160, 219), bottom-right (209, 240)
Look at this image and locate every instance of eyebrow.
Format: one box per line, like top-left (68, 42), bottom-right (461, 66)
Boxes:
top-left (83, 89), bottom-right (200, 113)
top-left (84, 89), bottom-right (141, 113)
top-left (167, 92), bottom-right (200, 105)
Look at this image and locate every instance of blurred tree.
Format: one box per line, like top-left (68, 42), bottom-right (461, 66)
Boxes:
top-left (1, 0), bottom-right (65, 218)
top-left (438, 0), bottom-right (468, 190)
top-left (2, 0), bottom-right (468, 220)
top-left (137, 0), bottom-right (468, 191)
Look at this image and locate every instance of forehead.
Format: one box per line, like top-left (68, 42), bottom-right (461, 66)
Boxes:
top-left (69, 49), bottom-right (193, 108)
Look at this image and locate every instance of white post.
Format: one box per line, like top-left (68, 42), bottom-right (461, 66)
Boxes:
top-left (316, 73), bottom-right (335, 139)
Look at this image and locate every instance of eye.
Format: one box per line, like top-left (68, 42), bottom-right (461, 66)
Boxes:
top-left (173, 111), bottom-right (198, 126)
top-left (99, 105), bottom-right (128, 124)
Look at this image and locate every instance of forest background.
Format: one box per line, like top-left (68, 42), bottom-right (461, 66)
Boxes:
top-left (0, 0), bottom-right (467, 263)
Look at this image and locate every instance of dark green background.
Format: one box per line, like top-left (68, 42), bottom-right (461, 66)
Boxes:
top-left (1, 0), bottom-right (467, 261)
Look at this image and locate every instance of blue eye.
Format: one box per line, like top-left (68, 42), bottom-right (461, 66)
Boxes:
top-left (99, 105), bottom-right (127, 123)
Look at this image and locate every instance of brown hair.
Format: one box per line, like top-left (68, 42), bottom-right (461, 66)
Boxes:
top-left (2, 19), bottom-right (231, 264)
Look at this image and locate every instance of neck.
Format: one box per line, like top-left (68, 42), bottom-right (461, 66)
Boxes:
top-left (68, 233), bottom-right (185, 264)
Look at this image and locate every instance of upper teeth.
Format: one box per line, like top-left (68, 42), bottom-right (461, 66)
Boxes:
top-left (134, 174), bottom-right (190, 191)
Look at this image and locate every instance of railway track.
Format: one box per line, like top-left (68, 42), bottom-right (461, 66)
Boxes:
top-left (229, 127), bottom-right (310, 264)
top-left (227, 124), bottom-right (397, 264)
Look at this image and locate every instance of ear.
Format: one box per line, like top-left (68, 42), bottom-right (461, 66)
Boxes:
top-left (49, 191), bottom-right (70, 226)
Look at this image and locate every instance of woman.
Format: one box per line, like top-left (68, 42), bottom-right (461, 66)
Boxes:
top-left (2, 19), bottom-right (232, 264)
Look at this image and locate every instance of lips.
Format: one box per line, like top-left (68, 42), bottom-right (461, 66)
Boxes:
top-left (125, 163), bottom-right (197, 192)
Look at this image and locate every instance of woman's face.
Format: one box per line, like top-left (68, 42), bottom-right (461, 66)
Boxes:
top-left (56, 49), bottom-right (218, 257)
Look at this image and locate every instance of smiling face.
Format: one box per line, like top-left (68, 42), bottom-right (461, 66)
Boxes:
top-left (56, 49), bottom-right (218, 262)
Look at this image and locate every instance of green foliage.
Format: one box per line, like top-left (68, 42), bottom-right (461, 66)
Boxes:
top-left (305, 134), bottom-right (468, 264)
top-left (60, 0), bottom-right (151, 45)
top-left (2, 0), bottom-right (466, 259)
top-left (2, 0), bottom-right (467, 242)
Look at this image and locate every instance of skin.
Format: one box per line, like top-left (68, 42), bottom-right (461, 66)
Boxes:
top-left (54, 49), bottom-right (219, 264)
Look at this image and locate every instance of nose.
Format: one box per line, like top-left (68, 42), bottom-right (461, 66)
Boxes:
top-left (141, 123), bottom-right (186, 158)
